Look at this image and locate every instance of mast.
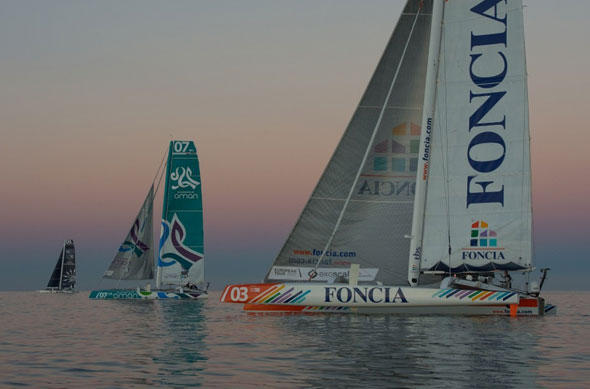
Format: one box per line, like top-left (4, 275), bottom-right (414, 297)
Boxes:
top-left (407, 0), bottom-right (444, 286)
top-left (58, 240), bottom-right (65, 290)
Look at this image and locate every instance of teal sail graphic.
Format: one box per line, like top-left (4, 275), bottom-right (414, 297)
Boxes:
top-left (156, 140), bottom-right (204, 288)
top-left (104, 185), bottom-right (154, 280)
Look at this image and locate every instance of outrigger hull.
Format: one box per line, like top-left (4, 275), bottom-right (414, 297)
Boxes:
top-left (221, 283), bottom-right (553, 316)
top-left (89, 289), bottom-right (208, 300)
top-left (38, 289), bottom-right (76, 294)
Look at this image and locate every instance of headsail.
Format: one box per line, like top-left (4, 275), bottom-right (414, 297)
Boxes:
top-left (47, 240), bottom-right (76, 290)
top-left (104, 185), bottom-right (154, 280)
top-left (265, 0), bottom-right (433, 285)
top-left (156, 140), bottom-right (204, 288)
top-left (419, 0), bottom-right (532, 273)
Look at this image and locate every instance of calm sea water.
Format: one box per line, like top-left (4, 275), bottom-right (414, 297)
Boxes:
top-left (0, 291), bottom-right (588, 388)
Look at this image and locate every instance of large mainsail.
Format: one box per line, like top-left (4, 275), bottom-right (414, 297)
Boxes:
top-left (104, 186), bottom-right (154, 280)
top-left (419, 0), bottom-right (532, 273)
top-left (156, 140), bottom-right (204, 288)
top-left (265, 0), bottom-right (433, 285)
top-left (47, 240), bottom-right (76, 290)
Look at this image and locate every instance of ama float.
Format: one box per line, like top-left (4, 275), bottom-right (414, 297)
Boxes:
top-left (89, 140), bottom-right (208, 300)
top-left (221, 0), bottom-right (555, 315)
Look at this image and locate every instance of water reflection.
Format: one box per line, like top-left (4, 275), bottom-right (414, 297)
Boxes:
top-left (1, 291), bottom-right (589, 388)
top-left (152, 300), bottom-right (207, 386)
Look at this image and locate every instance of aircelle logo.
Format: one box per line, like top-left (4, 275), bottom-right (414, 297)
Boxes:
top-left (170, 166), bottom-right (200, 199)
top-left (325, 286), bottom-right (408, 304)
top-left (462, 220), bottom-right (505, 261)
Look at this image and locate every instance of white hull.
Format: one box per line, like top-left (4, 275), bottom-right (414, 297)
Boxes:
top-left (221, 282), bottom-right (551, 316)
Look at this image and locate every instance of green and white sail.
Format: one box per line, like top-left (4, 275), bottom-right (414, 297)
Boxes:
top-left (156, 140), bottom-right (204, 289)
top-left (104, 185), bottom-right (154, 280)
top-left (265, 0), bottom-right (433, 285)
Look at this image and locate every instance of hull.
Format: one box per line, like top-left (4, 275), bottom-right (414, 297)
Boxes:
top-left (89, 288), bottom-right (208, 300)
top-left (38, 289), bottom-right (76, 294)
top-left (221, 283), bottom-right (551, 316)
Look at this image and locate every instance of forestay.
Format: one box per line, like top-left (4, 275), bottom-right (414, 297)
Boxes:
top-left (104, 186), bottom-right (154, 280)
top-left (266, 0), bottom-right (433, 285)
top-left (420, 0), bottom-right (532, 273)
top-left (156, 140), bottom-right (205, 288)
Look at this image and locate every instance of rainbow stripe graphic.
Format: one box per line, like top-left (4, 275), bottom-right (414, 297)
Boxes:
top-left (249, 284), bottom-right (311, 304)
top-left (433, 289), bottom-right (516, 301)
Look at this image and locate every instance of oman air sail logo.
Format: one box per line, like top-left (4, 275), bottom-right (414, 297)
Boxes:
top-left (158, 214), bottom-right (203, 269)
top-left (118, 218), bottom-right (149, 257)
top-left (462, 220), bottom-right (505, 261)
top-left (170, 167), bottom-right (200, 190)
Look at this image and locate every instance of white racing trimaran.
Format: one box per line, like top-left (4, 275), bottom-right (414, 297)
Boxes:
top-left (221, 0), bottom-right (555, 315)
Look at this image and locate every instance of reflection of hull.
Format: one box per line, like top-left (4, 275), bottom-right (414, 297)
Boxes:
top-left (89, 288), bottom-right (208, 300)
top-left (221, 283), bottom-right (553, 316)
top-left (38, 289), bottom-right (76, 294)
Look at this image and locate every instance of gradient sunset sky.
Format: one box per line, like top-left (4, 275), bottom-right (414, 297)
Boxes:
top-left (1, 0), bottom-right (588, 290)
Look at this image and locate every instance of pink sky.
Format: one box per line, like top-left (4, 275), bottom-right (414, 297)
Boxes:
top-left (0, 0), bottom-right (588, 289)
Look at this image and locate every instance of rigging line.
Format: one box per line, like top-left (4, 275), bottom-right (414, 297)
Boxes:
top-left (102, 146), bottom-right (167, 289)
top-left (441, 13), bottom-right (452, 276)
top-left (310, 6), bottom-right (424, 276)
top-left (153, 145), bottom-right (168, 197)
top-left (155, 158), bottom-right (167, 197)
top-left (521, 3), bottom-right (533, 270)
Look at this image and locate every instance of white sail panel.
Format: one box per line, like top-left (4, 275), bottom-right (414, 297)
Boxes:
top-left (104, 186), bottom-right (154, 280)
top-left (266, 0), bottom-right (433, 285)
top-left (420, 0), bottom-right (532, 273)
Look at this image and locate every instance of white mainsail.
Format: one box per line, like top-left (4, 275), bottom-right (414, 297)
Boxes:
top-left (418, 0), bottom-right (532, 274)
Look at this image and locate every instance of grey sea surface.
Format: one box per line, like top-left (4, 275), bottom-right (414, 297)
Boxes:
top-left (0, 291), bottom-right (588, 388)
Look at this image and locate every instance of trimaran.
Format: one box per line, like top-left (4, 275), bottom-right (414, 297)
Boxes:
top-left (221, 0), bottom-right (555, 315)
top-left (90, 140), bottom-right (208, 300)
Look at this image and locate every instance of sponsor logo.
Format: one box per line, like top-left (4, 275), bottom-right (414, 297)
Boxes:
top-left (268, 266), bottom-right (378, 282)
top-left (462, 220), bottom-right (505, 261)
top-left (292, 249), bottom-right (356, 258)
top-left (118, 217), bottom-right (150, 257)
top-left (171, 166), bottom-right (200, 190)
top-left (158, 214), bottom-right (203, 269)
top-left (359, 121), bottom-right (420, 198)
top-left (466, 1), bottom-right (509, 208)
top-left (324, 287), bottom-right (408, 304)
top-left (288, 248), bottom-right (357, 266)
top-left (422, 118), bottom-right (432, 180)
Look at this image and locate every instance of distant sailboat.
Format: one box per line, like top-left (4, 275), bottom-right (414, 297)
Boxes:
top-left (221, 0), bottom-right (555, 315)
top-left (40, 240), bottom-right (76, 293)
top-left (90, 140), bottom-right (208, 300)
